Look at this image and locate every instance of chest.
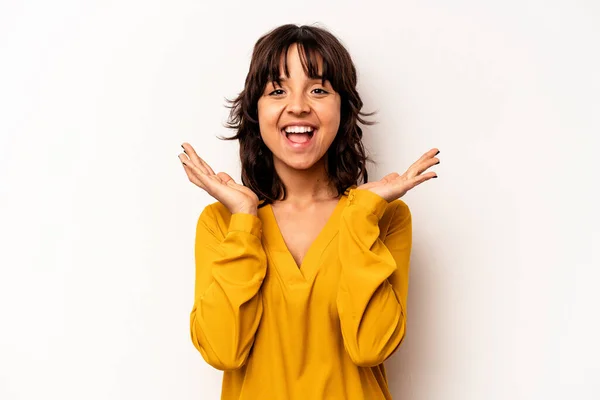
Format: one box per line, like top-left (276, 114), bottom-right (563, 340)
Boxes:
top-left (271, 200), bottom-right (339, 268)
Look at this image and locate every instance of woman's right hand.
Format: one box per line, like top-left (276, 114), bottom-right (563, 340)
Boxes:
top-left (179, 142), bottom-right (259, 215)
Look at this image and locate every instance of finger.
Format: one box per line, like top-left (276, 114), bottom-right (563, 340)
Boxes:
top-left (406, 149), bottom-right (440, 178)
top-left (414, 157), bottom-right (440, 176)
top-left (179, 153), bottom-right (191, 168)
top-left (408, 148), bottom-right (440, 170)
top-left (410, 171), bottom-right (438, 188)
top-left (181, 143), bottom-right (216, 176)
top-left (415, 148), bottom-right (439, 164)
top-left (426, 148), bottom-right (440, 159)
top-left (217, 172), bottom-right (235, 185)
top-left (179, 153), bottom-right (202, 176)
top-left (227, 180), bottom-right (259, 202)
top-left (218, 173), bottom-right (250, 195)
top-left (180, 153), bottom-right (219, 188)
top-left (180, 155), bottom-right (208, 189)
top-left (179, 152), bottom-right (214, 180)
top-left (180, 144), bottom-right (200, 169)
top-left (182, 165), bottom-right (206, 190)
top-left (180, 151), bottom-right (253, 200)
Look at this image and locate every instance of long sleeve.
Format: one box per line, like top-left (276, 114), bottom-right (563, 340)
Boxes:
top-left (336, 188), bottom-right (412, 367)
top-left (189, 203), bottom-right (267, 370)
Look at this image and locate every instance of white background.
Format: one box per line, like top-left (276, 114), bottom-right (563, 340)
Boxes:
top-left (1, 1), bottom-right (599, 399)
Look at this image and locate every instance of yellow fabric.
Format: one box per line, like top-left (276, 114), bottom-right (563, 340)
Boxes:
top-left (190, 186), bottom-right (412, 399)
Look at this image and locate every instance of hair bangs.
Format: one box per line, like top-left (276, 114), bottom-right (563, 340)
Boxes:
top-left (264, 37), bottom-right (332, 89)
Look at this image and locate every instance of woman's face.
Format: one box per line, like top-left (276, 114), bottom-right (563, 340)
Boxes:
top-left (257, 44), bottom-right (341, 172)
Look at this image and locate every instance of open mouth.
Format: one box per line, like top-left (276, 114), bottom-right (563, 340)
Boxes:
top-left (281, 126), bottom-right (316, 146)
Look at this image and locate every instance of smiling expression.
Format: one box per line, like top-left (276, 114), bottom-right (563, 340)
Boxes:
top-left (257, 43), bottom-right (341, 172)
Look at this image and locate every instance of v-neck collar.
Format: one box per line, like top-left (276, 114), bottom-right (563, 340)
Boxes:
top-left (259, 192), bottom-right (349, 285)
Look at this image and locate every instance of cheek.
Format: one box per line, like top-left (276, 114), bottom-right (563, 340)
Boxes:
top-left (316, 96), bottom-right (341, 125)
top-left (257, 105), bottom-right (283, 148)
top-left (258, 105), bottom-right (284, 131)
top-left (318, 104), bottom-right (341, 131)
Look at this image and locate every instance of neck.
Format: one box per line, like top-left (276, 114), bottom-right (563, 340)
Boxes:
top-left (273, 158), bottom-right (338, 206)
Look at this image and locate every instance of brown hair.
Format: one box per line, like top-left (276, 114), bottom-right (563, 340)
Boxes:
top-left (220, 24), bottom-right (376, 206)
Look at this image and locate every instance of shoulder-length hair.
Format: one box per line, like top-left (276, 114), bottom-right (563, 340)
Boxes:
top-left (220, 24), bottom-right (376, 207)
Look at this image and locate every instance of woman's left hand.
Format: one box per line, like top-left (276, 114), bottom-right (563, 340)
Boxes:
top-left (356, 148), bottom-right (440, 202)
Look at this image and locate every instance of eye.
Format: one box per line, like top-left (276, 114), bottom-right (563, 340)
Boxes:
top-left (312, 88), bottom-right (329, 94)
top-left (268, 89), bottom-right (285, 96)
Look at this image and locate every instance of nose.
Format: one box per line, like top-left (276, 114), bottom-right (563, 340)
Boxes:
top-left (286, 92), bottom-right (310, 115)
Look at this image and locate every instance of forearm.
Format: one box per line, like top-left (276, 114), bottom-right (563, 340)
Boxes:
top-left (190, 209), bottom-right (267, 370)
top-left (336, 189), bottom-right (411, 367)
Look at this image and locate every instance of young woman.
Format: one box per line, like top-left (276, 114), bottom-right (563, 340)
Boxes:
top-left (179, 24), bottom-right (440, 400)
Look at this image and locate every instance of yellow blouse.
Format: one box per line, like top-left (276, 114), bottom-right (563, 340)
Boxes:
top-left (190, 186), bottom-right (412, 399)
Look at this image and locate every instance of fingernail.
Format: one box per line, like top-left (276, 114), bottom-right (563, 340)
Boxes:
top-left (433, 175), bottom-right (438, 178)
top-left (435, 150), bottom-right (440, 156)
top-left (435, 161), bottom-right (440, 165)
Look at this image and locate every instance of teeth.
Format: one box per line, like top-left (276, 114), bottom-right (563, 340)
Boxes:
top-left (284, 126), bottom-right (314, 134)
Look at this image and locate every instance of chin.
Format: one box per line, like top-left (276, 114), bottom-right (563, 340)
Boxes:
top-left (286, 153), bottom-right (329, 171)
top-left (284, 159), bottom-right (315, 170)
top-left (271, 153), bottom-right (311, 170)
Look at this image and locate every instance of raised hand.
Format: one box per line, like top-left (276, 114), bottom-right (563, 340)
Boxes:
top-left (179, 142), bottom-right (259, 215)
top-left (357, 148), bottom-right (440, 202)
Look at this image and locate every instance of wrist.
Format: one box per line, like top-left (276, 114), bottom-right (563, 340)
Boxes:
top-left (234, 208), bottom-right (257, 216)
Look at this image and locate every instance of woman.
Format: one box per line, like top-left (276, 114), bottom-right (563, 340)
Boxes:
top-left (179, 24), bottom-right (440, 400)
